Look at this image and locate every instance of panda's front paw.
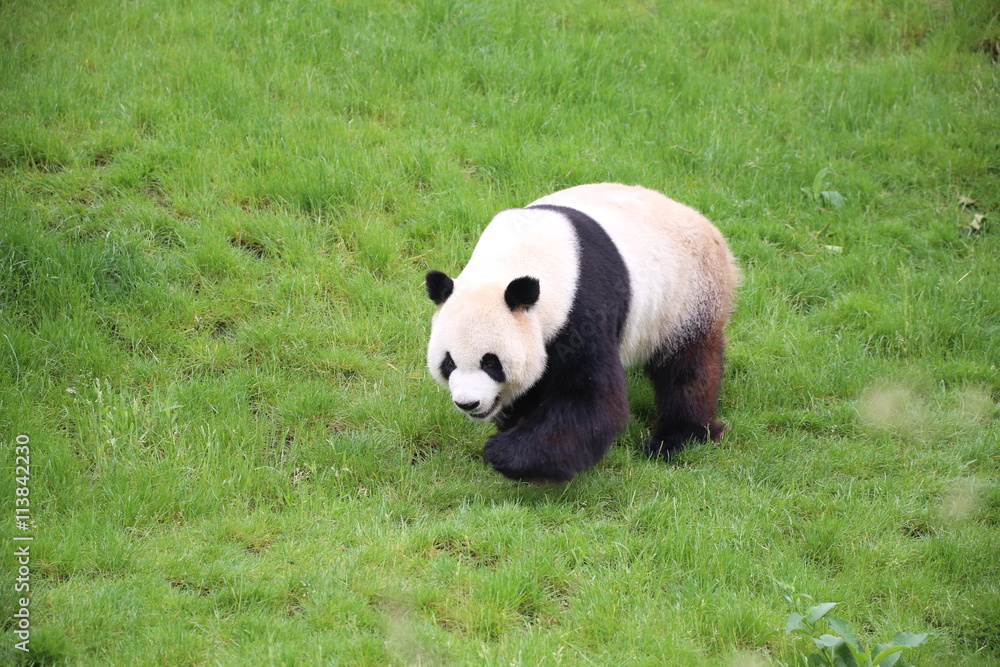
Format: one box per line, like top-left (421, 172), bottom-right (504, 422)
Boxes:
top-left (484, 432), bottom-right (570, 483)
top-left (483, 432), bottom-right (520, 478)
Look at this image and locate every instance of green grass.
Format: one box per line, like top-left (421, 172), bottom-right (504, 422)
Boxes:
top-left (1, 0), bottom-right (998, 664)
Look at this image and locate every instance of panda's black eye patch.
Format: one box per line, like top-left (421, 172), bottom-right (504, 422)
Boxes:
top-left (480, 353), bottom-right (505, 383)
top-left (440, 352), bottom-right (457, 379)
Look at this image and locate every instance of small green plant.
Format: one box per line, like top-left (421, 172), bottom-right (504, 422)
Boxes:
top-left (784, 590), bottom-right (929, 667)
top-left (802, 167), bottom-right (846, 209)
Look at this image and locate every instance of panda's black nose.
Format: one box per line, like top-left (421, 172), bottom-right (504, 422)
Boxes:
top-left (454, 400), bottom-right (480, 412)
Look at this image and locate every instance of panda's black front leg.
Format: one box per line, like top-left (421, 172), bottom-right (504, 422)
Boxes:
top-left (484, 430), bottom-right (565, 483)
top-left (485, 422), bottom-right (587, 483)
top-left (484, 377), bottom-right (629, 483)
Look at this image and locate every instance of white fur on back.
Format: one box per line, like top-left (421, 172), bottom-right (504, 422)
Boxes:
top-left (531, 183), bottom-right (738, 367)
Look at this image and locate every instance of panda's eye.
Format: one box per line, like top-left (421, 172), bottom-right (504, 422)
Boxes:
top-left (440, 352), bottom-right (457, 379)
top-left (480, 353), bottom-right (505, 382)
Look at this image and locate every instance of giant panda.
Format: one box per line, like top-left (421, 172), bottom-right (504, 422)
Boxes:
top-left (425, 183), bottom-right (738, 482)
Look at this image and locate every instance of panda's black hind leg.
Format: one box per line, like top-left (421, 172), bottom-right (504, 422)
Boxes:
top-left (644, 326), bottom-right (727, 460)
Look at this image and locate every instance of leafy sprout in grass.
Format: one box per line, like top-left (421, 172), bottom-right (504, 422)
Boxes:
top-left (783, 589), bottom-right (930, 667)
top-left (802, 167), bottom-right (845, 210)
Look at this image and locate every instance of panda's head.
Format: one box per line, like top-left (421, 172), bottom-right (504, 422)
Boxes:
top-left (426, 270), bottom-right (545, 421)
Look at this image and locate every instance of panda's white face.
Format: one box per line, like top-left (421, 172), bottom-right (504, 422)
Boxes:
top-left (427, 278), bottom-right (546, 421)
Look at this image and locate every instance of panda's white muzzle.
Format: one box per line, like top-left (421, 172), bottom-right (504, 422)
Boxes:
top-left (448, 370), bottom-right (502, 421)
top-left (454, 398), bottom-right (499, 421)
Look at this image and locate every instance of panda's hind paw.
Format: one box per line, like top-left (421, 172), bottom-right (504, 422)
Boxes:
top-left (646, 421), bottom-right (725, 460)
top-left (645, 437), bottom-right (685, 461)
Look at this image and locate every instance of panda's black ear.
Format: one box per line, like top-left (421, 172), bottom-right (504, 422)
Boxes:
top-left (426, 270), bottom-right (454, 305)
top-left (504, 276), bottom-right (540, 311)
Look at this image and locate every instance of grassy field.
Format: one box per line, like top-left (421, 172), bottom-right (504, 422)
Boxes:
top-left (1, 0), bottom-right (998, 664)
